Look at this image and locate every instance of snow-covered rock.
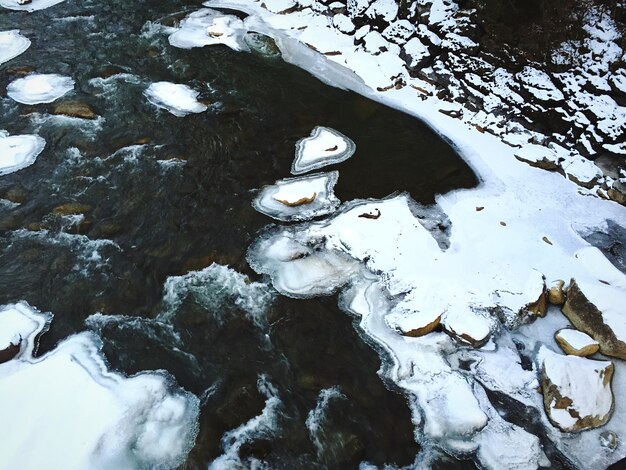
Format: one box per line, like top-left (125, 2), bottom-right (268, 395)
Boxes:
top-left (514, 144), bottom-right (562, 171)
top-left (291, 126), bottom-right (356, 175)
top-left (0, 30), bottom-right (30, 65)
top-left (562, 279), bottom-right (626, 360)
top-left (0, 133), bottom-right (46, 176)
top-left (332, 14), bottom-right (355, 34)
top-left (0, 303), bottom-right (50, 363)
top-left (402, 37), bottom-right (429, 70)
top-left (7, 74), bottom-right (74, 105)
top-left (0, 0), bottom-right (66, 11)
top-left (144, 82), bottom-right (208, 117)
top-left (555, 328), bottom-right (600, 357)
top-left (516, 67), bottom-right (565, 102)
top-left (548, 280), bottom-right (566, 306)
top-left (252, 171), bottom-right (341, 221)
top-left (168, 10), bottom-right (248, 52)
top-left (0, 303), bottom-right (200, 468)
top-left (539, 347), bottom-right (614, 432)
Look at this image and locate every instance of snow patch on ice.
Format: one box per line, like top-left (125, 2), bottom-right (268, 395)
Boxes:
top-left (169, 9), bottom-right (248, 51)
top-left (0, 133), bottom-right (46, 176)
top-left (0, 30), bottom-right (30, 65)
top-left (144, 82), bottom-right (208, 117)
top-left (7, 74), bottom-right (74, 105)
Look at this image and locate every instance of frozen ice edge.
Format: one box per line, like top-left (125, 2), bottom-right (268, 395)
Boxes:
top-left (207, 1), bottom-right (626, 468)
top-left (0, 30), bottom-right (30, 65)
top-left (0, 302), bottom-right (200, 469)
top-left (0, 132), bottom-right (46, 176)
top-left (292, 126), bottom-right (356, 175)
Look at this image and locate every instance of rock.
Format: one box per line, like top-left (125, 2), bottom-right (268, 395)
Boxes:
top-left (17, 0), bottom-right (32, 5)
top-left (385, 308), bottom-right (442, 337)
top-left (555, 328), bottom-right (600, 357)
top-left (514, 144), bottom-right (561, 171)
top-left (561, 279), bottom-right (626, 360)
top-left (0, 341), bottom-right (20, 364)
top-left (548, 280), bottom-right (566, 305)
top-left (539, 347), bottom-right (614, 432)
top-left (3, 187), bottom-right (28, 204)
top-left (600, 431), bottom-right (618, 451)
top-left (52, 101), bottom-right (97, 120)
top-left (52, 203), bottom-right (93, 216)
top-left (274, 192), bottom-right (317, 207)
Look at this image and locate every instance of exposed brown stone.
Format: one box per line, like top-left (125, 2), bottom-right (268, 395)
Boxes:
top-left (400, 314), bottom-right (442, 337)
top-left (274, 192), bottom-right (317, 207)
top-left (562, 279), bottom-right (626, 360)
top-left (0, 341), bottom-right (20, 364)
top-left (548, 280), bottom-right (566, 306)
top-left (53, 102), bottom-right (97, 120)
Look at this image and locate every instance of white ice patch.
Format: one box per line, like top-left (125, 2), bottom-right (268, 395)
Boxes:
top-left (0, 30), bottom-right (30, 65)
top-left (144, 82), bottom-right (208, 117)
top-left (0, 303), bottom-right (51, 357)
top-left (7, 73), bottom-right (75, 105)
top-left (169, 9), bottom-right (248, 51)
top-left (0, 0), bottom-right (66, 11)
top-left (253, 171), bottom-right (340, 221)
top-left (292, 126), bottom-right (356, 175)
top-left (0, 133), bottom-right (45, 176)
top-left (0, 303), bottom-right (199, 469)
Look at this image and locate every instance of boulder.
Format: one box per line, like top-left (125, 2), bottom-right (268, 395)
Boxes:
top-left (561, 279), bottom-right (626, 360)
top-left (555, 328), bottom-right (600, 357)
top-left (52, 102), bottom-right (97, 120)
top-left (385, 308), bottom-right (442, 337)
top-left (539, 347), bottom-right (614, 432)
top-left (548, 279), bottom-right (566, 306)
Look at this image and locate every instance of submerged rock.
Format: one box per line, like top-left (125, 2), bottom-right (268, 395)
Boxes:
top-left (52, 101), bottom-right (97, 120)
top-left (561, 279), bottom-right (626, 360)
top-left (539, 347), bottom-right (614, 432)
top-left (555, 328), bottom-right (600, 357)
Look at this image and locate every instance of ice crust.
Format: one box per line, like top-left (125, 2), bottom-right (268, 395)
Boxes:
top-left (144, 82), bottom-right (208, 117)
top-left (0, 30), bottom-right (30, 65)
top-left (0, 133), bottom-right (46, 176)
top-left (0, 303), bottom-right (200, 469)
top-left (7, 74), bottom-right (75, 105)
top-left (291, 126), bottom-right (356, 175)
top-left (0, 0), bottom-right (66, 11)
top-left (169, 9), bottom-right (248, 51)
top-left (252, 171), bottom-right (340, 221)
top-left (214, 0), bottom-right (626, 467)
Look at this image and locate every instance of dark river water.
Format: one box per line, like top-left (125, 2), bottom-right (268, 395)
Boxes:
top-left (0, 0), bottom-right (477, 467)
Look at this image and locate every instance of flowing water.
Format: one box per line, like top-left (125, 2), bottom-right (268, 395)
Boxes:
top-left (0, 0), bottom-right (478, 467)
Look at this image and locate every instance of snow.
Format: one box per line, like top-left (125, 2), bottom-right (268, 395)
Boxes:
top-left (6, 74), bottom-right (75, 105)
top-left (168, 9), bottom-right (248, 52)
top-left (514, 144), bottom-right (561, 169)
top-left (144, 82), bottom-right (208, 117)
top-left (364, 0), bottom-right (398, 22)
top-left (403, 37), bottom-right (429, 68)
top-left (0, 30), bottom-right (30, 65)
top-left (292, 126), bottom-right (356, 175)
top-left (0, 133), bottom-right (46, 176)
top-left (252, 171), bottom-right (341, 221)
top-left (516, 67), bottom-right (564, 102)
top-left (0, 303), bottom-right (51, 356)
top-left (555, 328), bottom-right (599, 353)
top-left (0, 0), bottom-right (66, 11)
top-left (0, 303), bottom-right (199, 469)
top-left (538, 346), bottom-right (614, 432)
top-left (333, 14), bottom-right (355, 34)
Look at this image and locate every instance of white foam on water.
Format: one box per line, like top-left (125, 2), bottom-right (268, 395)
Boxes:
top-left (0, 303), bottom-right (200, 469)
top-left (159, 262), bottom-right (274, 327)
top-left (0, 133), bottom-right (46, 176)
top-left (7, 73), bottom-right (75, 105)
top-left (209, 375), bottom-right (284, 469)
top-left (0, 30), bottom-right (30, 65)
top-left (144, 81), bottom-right (208, 117)
top-left (305, 386), bottom-right (346, 456)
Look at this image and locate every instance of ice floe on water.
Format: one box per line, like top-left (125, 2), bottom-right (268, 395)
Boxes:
top-left (144, 82), bottom-right (208, 117)
top-left (0, 30), bottom-right (30, 65)
top-left (168, 9), bottom-right (248, 51)
top-left (291, 126), bottom-right (356, 175)
top-left (0, 0), bottom-right (66, 11)
top-left (7, 74), bottom-right (75, 105)
top-left (252, 171), bottom-right (340, 221)
top-left (0, 132), bottom-right (46, 176)
top-left (0, 303), bottom-right (199, 469)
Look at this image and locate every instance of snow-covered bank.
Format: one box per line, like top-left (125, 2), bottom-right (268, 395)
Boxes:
top-left (0, 303), bottom-right (200, 469)
top-left (162, 1), bottom-right (626, 467)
